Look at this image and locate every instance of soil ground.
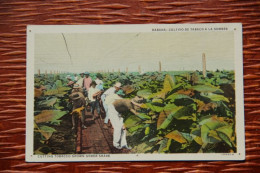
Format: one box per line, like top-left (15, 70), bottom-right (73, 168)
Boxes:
top-left (78, 109), bottom-right (130, 154)
top-left (48, 114), bottom-right (76, 154)
top-left (47, 108), bottom-right (130, 154)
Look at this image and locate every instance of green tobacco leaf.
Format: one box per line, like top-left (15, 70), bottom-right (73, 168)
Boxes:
top-left (218, 132), bottom-right (232, 147)
top-left (158, 138), bottom-right (169, 153)
top-left (53, 98), bottom-right (64, 109)
top-left (201, 124), bottom-right (210, 144)
top-left (145, 126), bottom-right (150, 135)
top-left (166, 93), bottom-right (194, 106)
top-left (37, 125), bottom-right (56, 140)
top-left (149, 91), bottom-right (166, 99)
top-left (166, 83), bottom-right (184, 96)
top-left (165, 138), bottom-right (172, 152)
top-left (144, 120), bottom-right (155, 124)
top-left (180, 132), bottom-right (193, 142)
top-left (198, 115), bottom-right (215, 125)
top-left (128, 124), bottom-right (144, 133)
top-left (163, 74), bottom-right (175, 93)
top-left (163, 104), bottom-right (177, 111)
top-left (137, 89), bottom-right (152, 99)
top-left (216, 125), bottom-right (233, 140)
top-left (149, 136), bottom-right (163, 143)
top-left (172, 105), bottom-right (195, 120)
top-left (190, 84), bottom-right (223, 93)
top-left (150, 75), bottom-right (175, 100)
top-left (157, 110), bottom-right (169, 129)
top-left (35, 110), bottom-right (68, 125)
top-left (158, 106), bottom-right (183, 129)
top-left (219, 102), bottom-right (233, 117)
top-left (152, 98), bottom-right (164, 104)
top-left (146, 103), bottom-right (165, 113)
top-left (206, 94), bottom-right (229, 103)
top-left (208, 130), bottom-right (222, 142)
top-left (200, 116), bottom-right (229, 144)
top-left (38, 97), bottom-right (57, 107)
top-left (219, 78), bottom-right (230, 84)
top-left (34, 148), bottom-right (45, 155)
top-left (166, 93), bottom-right (190, 101)
top-left (39, 125), bottom-right (56, 133)
top-left (165, 130), bottom-right (187, 144)
top-left (125, 115), bottom-right (141, 128)
top-left (136, 113), bottom-right (151, 120)
top-left (204, 118), bottom-right (228, 130)
top-left (55, 80), bottom-right (63, 88)
top-left (199, 116), bottom-right (228, 129)
top-left (44, 87), bottom-right (70, 96)
top-left (190, 127), bottom-right (203, 145)
top-left (193, 136), bottom-right (203, 145)
top-left (191, 127), bottom-right (201, 136)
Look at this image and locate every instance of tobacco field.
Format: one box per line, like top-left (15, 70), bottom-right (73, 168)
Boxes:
top-left (34, 74), bottom-right (75, 154)
top-left (34, 70), bottom-right (236, 154)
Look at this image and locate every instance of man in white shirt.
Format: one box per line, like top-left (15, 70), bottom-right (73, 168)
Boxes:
top-left (88, 81), bottom-right (102, 120)
top-left (101, 82), bottom-right (121, 124)
top-left (106, 95), bottom-right (142, 149)
top-left (74, 74), bottom-right (78, 82)
top-left (95, 75), bottom-right (104, 90)
top-left (76, 73), bottom-right (84, 88)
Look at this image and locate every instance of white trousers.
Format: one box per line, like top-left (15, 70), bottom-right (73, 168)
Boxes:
top-left (107, 104), bottom-right (127, 148)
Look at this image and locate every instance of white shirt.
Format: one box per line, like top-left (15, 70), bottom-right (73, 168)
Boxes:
top-left (76, 77), bottom-right (84, 88)
top-left (103, 87), bottom-right (116, 97)
top-left (105, 94), bottom-right (122, 105)
top-left (88, 87), bottom-right (100, 102)
top-left (95, 79), bottom-right (103, 85)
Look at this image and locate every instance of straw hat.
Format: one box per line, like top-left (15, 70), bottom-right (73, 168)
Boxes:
top-left (114, 82), bottom-right (122, 88)
top-left (73, 84), bottom-right (81, 89)
top-left (67, 81), bottom-right (74, 86)
top-left (71, 93), bottom-right (81, 101)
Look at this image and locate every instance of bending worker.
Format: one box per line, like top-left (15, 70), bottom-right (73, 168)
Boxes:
top-left (105, 94), bottom-right (142, 149)
top-left (101, 82), bottom-right (121, 125)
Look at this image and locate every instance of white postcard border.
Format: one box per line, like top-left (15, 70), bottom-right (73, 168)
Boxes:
top-left (26, 23), bottom-right (245, 162)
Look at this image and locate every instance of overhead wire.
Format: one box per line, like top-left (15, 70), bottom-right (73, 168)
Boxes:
top-left (62, 33), bottom-right (73, 65)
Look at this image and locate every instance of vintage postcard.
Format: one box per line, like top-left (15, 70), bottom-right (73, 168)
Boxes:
top-left (26, 23), bottom-right (245, 162)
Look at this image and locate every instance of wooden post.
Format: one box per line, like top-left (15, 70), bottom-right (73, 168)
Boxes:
top-left (38, 69), bottom-right (40, 76)
top-left (202, 53), bottom-right (206, 77)
top-left (159, 61), bottom-right (161, 72)
top-left (126, 67), bottom-right (128, 73)
top-left (138, 65), bottom-right (141, 74)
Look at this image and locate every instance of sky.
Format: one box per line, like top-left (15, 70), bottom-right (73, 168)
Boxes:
top-left (34, 31), bottom-right (234, 74)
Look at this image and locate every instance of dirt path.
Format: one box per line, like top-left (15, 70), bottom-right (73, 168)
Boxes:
top-left (77, 109), bottom-right (130, 154)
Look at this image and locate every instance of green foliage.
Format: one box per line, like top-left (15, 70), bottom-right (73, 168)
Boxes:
top-left (122, 70), bottom-right (236, 153)
top-left (34, 74), bottom-right (71, 154)
top-left (34, 70), bottom-right (236, 154)
top-left (35, 110), bottom-right (68, 125)
top-left (137, 89), bottom-right (152, 99)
